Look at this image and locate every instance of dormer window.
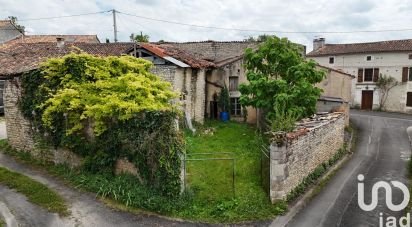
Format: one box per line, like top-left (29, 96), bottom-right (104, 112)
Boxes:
top-left (329, 56), bottom-right (334, 64)
top-left (366, 55), bottom-right (372, 61)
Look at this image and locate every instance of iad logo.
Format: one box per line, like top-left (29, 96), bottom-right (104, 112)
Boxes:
top-left (357, 174), bottom-right (411, 227)
top-left (357, 174), bottom-right (409, 211)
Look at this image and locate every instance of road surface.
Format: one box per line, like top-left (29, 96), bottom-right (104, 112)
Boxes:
top-left (285, 110), bottom-right (412, 227)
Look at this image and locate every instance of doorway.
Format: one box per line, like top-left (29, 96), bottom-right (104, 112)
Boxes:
top-left (361, 90), bottom-right (373, 110)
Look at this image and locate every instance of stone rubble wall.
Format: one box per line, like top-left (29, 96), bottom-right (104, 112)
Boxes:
top-left (269, 113), bottom-right (345, 202)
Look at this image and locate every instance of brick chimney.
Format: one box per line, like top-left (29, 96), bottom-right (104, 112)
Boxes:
top-left (56, 37), bottom-right (65, 48)
top-left (313, 37), bottom-right (325, 51)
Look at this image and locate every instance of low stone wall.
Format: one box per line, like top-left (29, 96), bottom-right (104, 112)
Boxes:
top-left (269, 113), bottom-right (345, 202)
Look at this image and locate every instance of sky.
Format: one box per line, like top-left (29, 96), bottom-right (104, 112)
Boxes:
top-left (2, 0), bottom-right (412, 51)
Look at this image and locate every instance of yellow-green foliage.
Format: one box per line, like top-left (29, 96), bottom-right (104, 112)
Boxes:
top-left (20, 53), bottom-right (184, 197)
top-left (38, 53), bottom-right (178, 135)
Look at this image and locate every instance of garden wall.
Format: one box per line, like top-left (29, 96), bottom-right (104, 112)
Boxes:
top-left (269, 113), bottom-right (344, 202)
top-left (4, 77), bottom-right (83, 166)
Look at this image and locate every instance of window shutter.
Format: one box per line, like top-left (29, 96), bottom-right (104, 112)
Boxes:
top-left (358, 68), bottom-right (363, 83)
top-left (402, 67), bottom-right (408, 82)
top-left (373, 68), bottom-right (379, 82)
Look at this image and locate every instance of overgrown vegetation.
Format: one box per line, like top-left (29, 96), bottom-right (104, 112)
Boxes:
top-left (183, 121), bottom-right (286, 222)
top-left (239, 35), bottom-right (325, 131)
top-left (0, 166), bottom-right (68, 216)
top-left (19, 53), bottom-right (183, 197)
top-left (0, 120), bottom-right (286, 223)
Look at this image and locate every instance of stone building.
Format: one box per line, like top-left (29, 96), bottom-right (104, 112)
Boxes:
top-left (0, 20), bottom-right (22, 44)
top-left (315, 65), bottom-right (355, 125)
top-left (308, 38), bottom-right (412, 112)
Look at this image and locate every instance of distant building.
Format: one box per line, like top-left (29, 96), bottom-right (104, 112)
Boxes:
top-left (308, 38), bottom-right (412, 113)
top-left (0, 20), bottom-right (22, 44)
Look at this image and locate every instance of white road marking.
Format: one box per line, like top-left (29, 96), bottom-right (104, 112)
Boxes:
top-left (0, 201), bottom-right (17, 227)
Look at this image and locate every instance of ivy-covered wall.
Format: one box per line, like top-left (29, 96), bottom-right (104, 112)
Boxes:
top-left (5, 54), bottom-right (185, 196)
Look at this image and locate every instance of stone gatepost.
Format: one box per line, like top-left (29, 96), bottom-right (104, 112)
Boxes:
top-left (269, 142), bottom-right (289, 202)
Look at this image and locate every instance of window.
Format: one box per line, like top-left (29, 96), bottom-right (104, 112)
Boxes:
top-left (364, 68), bottom-right (374, 81)
top-left (329, 57), bottom-right (334, 64)
top-left (409, 54), bottom-right (412, 60)
top-left (407, 92), bottom-right (412, 107)
top-left (229, 76), bottom-right (239, 91)
top-left (230, 98), bottom-right (242, 116)
top-left (366, 56), bottom-right (372, 61)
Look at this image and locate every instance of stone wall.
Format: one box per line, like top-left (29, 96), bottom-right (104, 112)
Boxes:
top-left (269, 113), bottom-right (345, 202)
top-left (4, 78), bottom-right (36, 152)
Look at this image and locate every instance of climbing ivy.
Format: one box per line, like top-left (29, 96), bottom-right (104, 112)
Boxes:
top-left (19, 53), bottom-right (184, 197)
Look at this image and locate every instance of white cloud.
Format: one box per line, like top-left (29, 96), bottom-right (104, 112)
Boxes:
top-left (1, 0), bottom-right (412, 51)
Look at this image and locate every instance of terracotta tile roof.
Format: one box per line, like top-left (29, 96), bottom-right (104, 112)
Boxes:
top-left (3, 35), bottom-right (100, 45)
top-left (0, 42), bottom-right (134, 76)
top-left (307, 39), bottom-right (412, 57)
top-left (142, 43), bottom-right (215, 68)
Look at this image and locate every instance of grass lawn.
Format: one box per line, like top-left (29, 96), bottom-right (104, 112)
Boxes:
top-left (181, 120), bottom-right (286, 222)
top-left (0, 166), bottom-right (69, 216)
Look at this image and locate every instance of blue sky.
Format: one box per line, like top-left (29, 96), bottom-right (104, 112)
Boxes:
top-left (1, 0), bottom-right (412, 51)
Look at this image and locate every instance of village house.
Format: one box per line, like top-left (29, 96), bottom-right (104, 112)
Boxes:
top-left (307, 38), bottom-right (412, 112)
top-left (0, 20), bottom-right (22, 43)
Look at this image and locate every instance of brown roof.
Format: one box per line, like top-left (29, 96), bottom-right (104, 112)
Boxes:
top-left (307, 39), bottom-right (412, 57)
top-left (142, 43), bottom-right (215, 68)
top-left (0, 42), bottom-right (134, 76)
top-left (160, 41), bottom-right (259, 63)
top-left (3, 35), bottom-right (100, 45)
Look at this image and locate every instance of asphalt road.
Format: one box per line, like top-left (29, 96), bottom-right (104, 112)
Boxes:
top-left (285, 110), bottom-right (412, 227)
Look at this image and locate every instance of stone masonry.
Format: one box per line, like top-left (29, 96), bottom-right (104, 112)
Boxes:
top-left (269, 113), bottom-right (345, 202)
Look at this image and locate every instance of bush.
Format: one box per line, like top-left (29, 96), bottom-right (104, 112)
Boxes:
top-left (19, 53), bottom-right (184, 196)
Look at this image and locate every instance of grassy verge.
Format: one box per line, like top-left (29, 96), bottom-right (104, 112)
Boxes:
top-left (0, 217), bottom-right (4, 227)
top-left (0, 166), bottom-right (69, 216)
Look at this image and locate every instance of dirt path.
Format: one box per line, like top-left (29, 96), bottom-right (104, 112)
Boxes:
top-left (0, 152), bottom-right (207, 227)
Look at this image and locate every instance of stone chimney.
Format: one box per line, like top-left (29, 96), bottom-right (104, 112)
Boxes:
top-left (313, 37), bottom-right (325, 51)
top-left (56, 37), bottom-right (65, 48)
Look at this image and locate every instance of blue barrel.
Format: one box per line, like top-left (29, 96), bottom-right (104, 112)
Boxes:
top-left (220, 111), bottom-right (229, 122)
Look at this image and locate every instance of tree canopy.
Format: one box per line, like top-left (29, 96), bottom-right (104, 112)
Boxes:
top-left (239, 36), bottom-right (325, 127)
top-left (130, 32), bottom-right (150, 43)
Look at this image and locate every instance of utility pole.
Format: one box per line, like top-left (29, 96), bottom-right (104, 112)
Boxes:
top-left (112, 9), bottom-right (118, 43)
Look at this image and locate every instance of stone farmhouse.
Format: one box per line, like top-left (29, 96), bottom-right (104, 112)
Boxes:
top-left (308, 38), bottom-right (412, 112)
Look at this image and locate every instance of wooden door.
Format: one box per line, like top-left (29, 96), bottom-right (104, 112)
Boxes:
top-left (361, 90), bottom-right (373, 110)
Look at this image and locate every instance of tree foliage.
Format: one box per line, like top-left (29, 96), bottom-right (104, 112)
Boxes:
top-left (20, 53), bottom-right (183, 196)
top-left (8, 16), bottom-right (25, 33)
top-left (239, 36), bottom-right (325, 129)
top-left (130, 32), bottom-right (150, 43)
top-left (376, 74), bottom-right (398, 110)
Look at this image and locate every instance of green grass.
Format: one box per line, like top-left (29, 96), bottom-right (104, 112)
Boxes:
top-left (0, 217), bottom-right (4, 227)
top-left (0, 166), bottom-right (69, 216)
top-left (182, 120), bottom-right (286, 222)
top-left (0, 121), bottom-right (285, 223)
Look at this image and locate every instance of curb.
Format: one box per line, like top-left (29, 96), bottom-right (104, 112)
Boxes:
top-left (270, 129), bottom-right (354, 227)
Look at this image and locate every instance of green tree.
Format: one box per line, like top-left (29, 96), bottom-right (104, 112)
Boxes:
top-left (376, 74), bottom-right (398, 110)
top-left (239, 36), bottom-right (325, 130)
top-left (8, 16), bottom-right (24, 33)
top-left (130, 31), bottom-right (150, 42)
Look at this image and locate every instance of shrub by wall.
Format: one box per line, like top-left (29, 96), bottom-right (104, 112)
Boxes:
top-left (18, 53), bottom-right (183, 197)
